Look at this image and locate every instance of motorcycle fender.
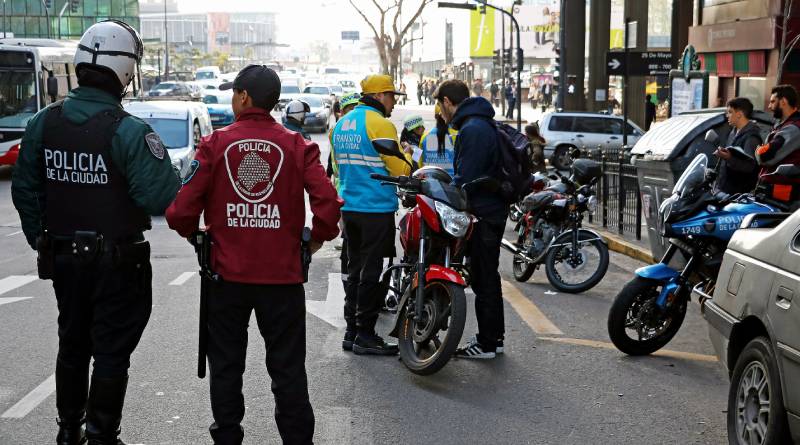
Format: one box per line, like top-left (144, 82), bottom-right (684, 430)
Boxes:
top-left (390, 266), bottom-right (466, 338)
top-left (548, 228), bottom-right (607, 249)
top-left (634, 263), bottom-right (680, 283)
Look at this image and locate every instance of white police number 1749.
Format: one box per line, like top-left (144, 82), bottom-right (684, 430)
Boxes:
top-left (680, 226), bottom-right (702, 235)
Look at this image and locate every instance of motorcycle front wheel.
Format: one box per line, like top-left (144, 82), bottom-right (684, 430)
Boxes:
top-left (544, 232), bottom-right (609, 293)
top-left (397, 281), bottom-right (466, 375)
top-left (607, 276), bottom-right (687, 355)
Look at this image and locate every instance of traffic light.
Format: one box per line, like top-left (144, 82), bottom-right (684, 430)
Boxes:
top-left (502, 48), bottom-right (512, 67)
top-left (516, 48), bottom-right (524, 72)
top-left (553, 46), bottom-right (561, 79)
top-left (493, 49), bottom-right (501, 67)
top-left (70, 0), bottom-right (80, 13)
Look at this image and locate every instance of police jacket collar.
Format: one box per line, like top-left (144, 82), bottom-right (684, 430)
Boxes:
top-left (357, 95), bottom-right (386, 116)
top-left (235, 107), bottom-right (274, 123)
top-left (68, 87), bottom-right (123, 108)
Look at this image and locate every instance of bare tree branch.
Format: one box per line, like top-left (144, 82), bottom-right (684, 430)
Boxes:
top-left (401, 35), bottom-right (424, 48)
top-left (400, 0), bottom-right (433, 37)
top-left (392, 0), bottom-right (404, 41)
top-left (349, 0), bottom-right (381, 40)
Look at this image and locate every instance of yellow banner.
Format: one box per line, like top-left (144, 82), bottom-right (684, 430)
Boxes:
top-left (470, 8), bottom-right (495, 58)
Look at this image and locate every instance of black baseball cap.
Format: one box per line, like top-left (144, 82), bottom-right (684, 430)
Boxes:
top-left (219, 64), bottom-right (281, 109)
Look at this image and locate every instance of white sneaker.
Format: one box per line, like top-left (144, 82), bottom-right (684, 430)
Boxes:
top-left (455, 337), bottom-right (496, 359)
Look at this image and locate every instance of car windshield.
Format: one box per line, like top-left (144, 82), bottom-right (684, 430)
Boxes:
top-left (340, 80), bottom-right (355, 88)
top-left (298, 95), bottom-right (324, 108)
top-left (305, 86), bottom-right (329, 95)
top-left (329, 85), bottom-right (343, 93)
top-left (673, 153), bottom-right (708, 196)
top-left (0, 69), bottom-right (37, 128)
top-left (142, 118), bottom-right (188, 149)
top-left (152, 83), bottom-right (175, 91)
top-left (195, 71), bottom-right (216, 80)
top-left (203, 94), bottom-right (232, 105)
top-left (282, 85), bottom-right (300, 94)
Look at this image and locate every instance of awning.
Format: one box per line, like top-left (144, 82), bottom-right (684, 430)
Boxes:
top-left (699, 50), bottom-right (766, 77)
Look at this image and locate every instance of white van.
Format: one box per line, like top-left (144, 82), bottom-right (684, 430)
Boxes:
top-left (195, 66), bottom-right (221, 81)
top-left (123, 100), bottom-right (213, 178)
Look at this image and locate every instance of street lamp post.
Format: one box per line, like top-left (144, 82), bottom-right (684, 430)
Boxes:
top-left (39, 0), bottom-right (52, 39)
top-left (438, 1), bottom-right (521, 130)
top-left (57, 1), bottom-right (68, 39)
top-left (164, 0), bottom-right (169, 81)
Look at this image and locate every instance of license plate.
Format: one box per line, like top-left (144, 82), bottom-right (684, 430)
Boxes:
top-left (211, 116), bottom-right (222, 121)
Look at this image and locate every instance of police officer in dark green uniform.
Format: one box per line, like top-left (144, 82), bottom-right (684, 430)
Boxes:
top-left (10, 20), bottom-right (180, 445)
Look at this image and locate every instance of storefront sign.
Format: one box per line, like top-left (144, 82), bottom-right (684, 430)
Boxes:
top-left (670, 76), bottom-right (706, 117)
top-left (470, 8), bottom-right (495, 57)
top-left (688, 17), bottom-right (776, 52)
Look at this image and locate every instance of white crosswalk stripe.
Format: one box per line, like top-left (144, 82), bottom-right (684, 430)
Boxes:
top-left (169, 272), bottom-right (196, 286)
top-left (0, 297), bottom-right (32, 307)
top-left (0, 275), bottom-right (38, 296)
top-left (1, 374), bottom-right (55, 419)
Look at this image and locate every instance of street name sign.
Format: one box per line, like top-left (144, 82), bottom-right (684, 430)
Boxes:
top-left (606, 51), bottom-right (674, 76)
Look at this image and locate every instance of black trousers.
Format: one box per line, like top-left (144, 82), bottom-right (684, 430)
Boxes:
top-left (341, 211), bottom-right (395, 336)
top-left (207, 281), bottom-right (314, 445)
top-left (52, 250), bottom-right (152, 378)
top-left (468, 218), bottom-right (506, 351)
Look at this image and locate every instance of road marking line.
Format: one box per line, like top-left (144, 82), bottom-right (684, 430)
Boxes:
top-left (306, 273), bottom-right (347, 328)
top-left (0, 276), bottom-right (38, 296)
top-left (169, 272), bottom-right (196, 286)
top-left (4, 230), bottom-right (22, 237)
top-left (1, 374), bottom-right (55, 419)
top-left (0, 297), bottom-right (32, 307)
top-left (537, 336), bottom-right (718, 363)
top-left (501, 280), bottom-right (563, 336)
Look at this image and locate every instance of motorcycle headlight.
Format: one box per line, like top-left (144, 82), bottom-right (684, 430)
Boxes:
top-left (434, 200), bottom-right (470, 237)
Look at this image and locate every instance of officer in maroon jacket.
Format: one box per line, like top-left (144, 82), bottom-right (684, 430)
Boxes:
top-left (166, 65), bottom-right (343, 445)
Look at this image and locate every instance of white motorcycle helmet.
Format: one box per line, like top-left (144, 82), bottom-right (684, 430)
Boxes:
top-left (74, 20), bottom-right (143, 89)
top-left (284, 100), bottom-right (311, 123)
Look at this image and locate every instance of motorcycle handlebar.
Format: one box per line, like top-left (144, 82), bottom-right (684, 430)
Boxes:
top-left (370, 173), bottom-right (400, 183)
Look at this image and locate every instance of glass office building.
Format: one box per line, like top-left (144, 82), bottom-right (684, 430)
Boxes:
top-left (0, 0), bottom-right (140, 40)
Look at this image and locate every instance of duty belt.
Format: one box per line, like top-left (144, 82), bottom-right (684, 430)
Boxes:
top-left (51, 232), bottom-right (145, 255)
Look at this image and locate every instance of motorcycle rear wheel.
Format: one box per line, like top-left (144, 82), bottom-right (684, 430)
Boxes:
top-left (607, 277), bottom-right (687, 355)
top-left (512, 232), bottom-right (537, 282)
top-left (398, 281), bottom-right (466, 375)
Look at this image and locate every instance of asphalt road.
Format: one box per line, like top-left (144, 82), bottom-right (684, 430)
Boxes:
top-left (0, 106), bottom-right (731, 444)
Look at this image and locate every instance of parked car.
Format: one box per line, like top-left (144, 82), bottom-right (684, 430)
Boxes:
top-left (147, 81), bottom-right (199, 99)
top-left (277, 79), bottom-right (303, 111)
top-left (202, 91), bottom-right (234, 129)
top-left (287, 95), bottom-right (331, 133)
top-left (700, 205), bottom-right (800, 445)
top-left (195, 65), bottom-right (221, 81)
top-left (539, 111), bottom-right (645, 170)
top-left (303, 84), bottom-right (333, 98)
top-left (123, 100), bottom-right (212, 177)
top-left (338, 79), bottom-right (358, 94)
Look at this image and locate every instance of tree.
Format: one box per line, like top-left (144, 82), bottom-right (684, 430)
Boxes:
top-left (349, 0), bottom-right (433, 79)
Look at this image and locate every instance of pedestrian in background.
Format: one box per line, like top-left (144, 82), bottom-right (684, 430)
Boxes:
top-left (399, 82), bottom-right (407, 105)
top-left (525, 122), bottom-right (547, 173)
top-left (419, 103), bottom-right (457, 176)
top-left (490, 81), bottom-right (499, 106)
top-left (331, 74), bottom-right (413, 356)
top-left (435, 79), bottom-right (509, 359)
top-left (505, 80), bottom-right (516, 119)
top-left (166, 65), bottom-right (343, 445)
top-left (11, 20), bottom-right (181, 444)
top-left (417, 79), bottom-right (424, 105)
top-left (645, 94), bottom-right (657, 130)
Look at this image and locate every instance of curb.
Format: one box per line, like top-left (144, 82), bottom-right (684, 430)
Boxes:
top-left (597, 230), bottom-right (655, 264)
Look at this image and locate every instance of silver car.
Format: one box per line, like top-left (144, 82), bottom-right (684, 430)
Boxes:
top-left (700, 206), bottom-right (800, 444)
top-left (539, 112), bottom-right (644, 170)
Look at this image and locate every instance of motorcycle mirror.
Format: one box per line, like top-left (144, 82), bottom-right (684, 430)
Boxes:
top-left (771, 164), bottom-right (800, 178)
top-left (704, 129), bottom-right (720, 145)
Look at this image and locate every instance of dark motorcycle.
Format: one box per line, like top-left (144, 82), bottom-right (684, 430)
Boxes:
top-left (508, 172), bottom-right (549, 222)
top-left (501, 159), bottom-right (610, 293)
top-left (371, 168), bottom-right (475, 375)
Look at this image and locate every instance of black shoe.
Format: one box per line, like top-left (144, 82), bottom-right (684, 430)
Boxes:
top-left (352, 334), bottom-right (399, 356)
top-left (56, 360), bottom-right (89, 445)
top-left (455, 337), bottom-right (496, 359)
top-left (86, 375), bottom-right (128, 445)
top-left (342, 331), bottom-right (356, 351)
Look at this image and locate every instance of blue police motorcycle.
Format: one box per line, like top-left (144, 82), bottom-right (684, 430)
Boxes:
top-left (607, 135), bottom-right (787, 356)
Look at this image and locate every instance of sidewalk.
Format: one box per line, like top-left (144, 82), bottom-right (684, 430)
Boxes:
top-left (585, 220), bottom-right (655, 264)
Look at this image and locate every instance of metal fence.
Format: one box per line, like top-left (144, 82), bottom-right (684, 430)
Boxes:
top-left (578, 147), bottom-right (643, 240)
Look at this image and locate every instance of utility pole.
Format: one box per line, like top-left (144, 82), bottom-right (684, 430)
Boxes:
top-left (623, 17), bottom-right (630, 147)
top-left (164, 0), bottom-right (169, 81)
top-left (500, 12), bottom-right (505, 117)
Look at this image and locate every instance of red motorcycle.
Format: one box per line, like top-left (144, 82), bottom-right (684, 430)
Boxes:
top-left (371, 167), bottom-right (475, 375)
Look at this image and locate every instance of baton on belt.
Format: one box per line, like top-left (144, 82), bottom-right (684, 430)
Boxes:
top-left (190, 231), bottom-right (217, 379)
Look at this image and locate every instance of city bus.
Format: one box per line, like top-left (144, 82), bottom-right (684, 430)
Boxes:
top-left (0, 38), bottom-right (143, 166)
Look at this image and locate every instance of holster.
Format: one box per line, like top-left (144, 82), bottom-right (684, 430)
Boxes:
top-left (73, 231), bottom-right (104, 265)
top-left (36, 233), bottom-right (54, 280)
top-left (113, 241), bottom-right (150, 268)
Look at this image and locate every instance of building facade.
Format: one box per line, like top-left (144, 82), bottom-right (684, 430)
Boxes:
top-left (139, 11), bottom-right (277, 66)
top-left (689, 0), bottom-right (800, 110)
top-left (0, 0), bottom-right (139, 40)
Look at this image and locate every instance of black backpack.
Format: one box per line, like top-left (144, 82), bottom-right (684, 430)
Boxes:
top-left (492, 121), bottom-right (534, 203)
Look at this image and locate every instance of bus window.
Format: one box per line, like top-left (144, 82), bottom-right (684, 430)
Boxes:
top-left (0, 70), bottom-right (38, 128)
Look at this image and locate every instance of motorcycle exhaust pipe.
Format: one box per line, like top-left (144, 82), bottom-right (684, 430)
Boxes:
top-left (501, 239), bottom-right (536, 263)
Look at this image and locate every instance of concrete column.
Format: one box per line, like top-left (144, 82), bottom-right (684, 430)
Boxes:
top-left (563, 0), bottom-right (587, 111)
top-left (624, 0), bottom-right (648, 129)
top-left (671, 0), bottom-right (692, 63)
top-left (587, 0), bottom-right (612, 113)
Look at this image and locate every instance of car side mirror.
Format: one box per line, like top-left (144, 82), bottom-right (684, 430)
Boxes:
top-left (704, 129), bottom-right (719, 146)
top-left (46, 76), bottom-right (59, 99)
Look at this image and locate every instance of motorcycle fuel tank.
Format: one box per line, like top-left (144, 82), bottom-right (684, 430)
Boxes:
top-left (666, 201), bottom-right (777, 241)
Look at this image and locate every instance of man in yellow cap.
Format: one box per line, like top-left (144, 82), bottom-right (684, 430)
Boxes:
top-left (330, 74), bottom-right (412, 355)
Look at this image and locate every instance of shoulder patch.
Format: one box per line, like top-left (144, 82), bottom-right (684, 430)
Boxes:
top-left (182, 159), bottom-right (200, 184)
top-left (145, 132), bottom-right (166, 160)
